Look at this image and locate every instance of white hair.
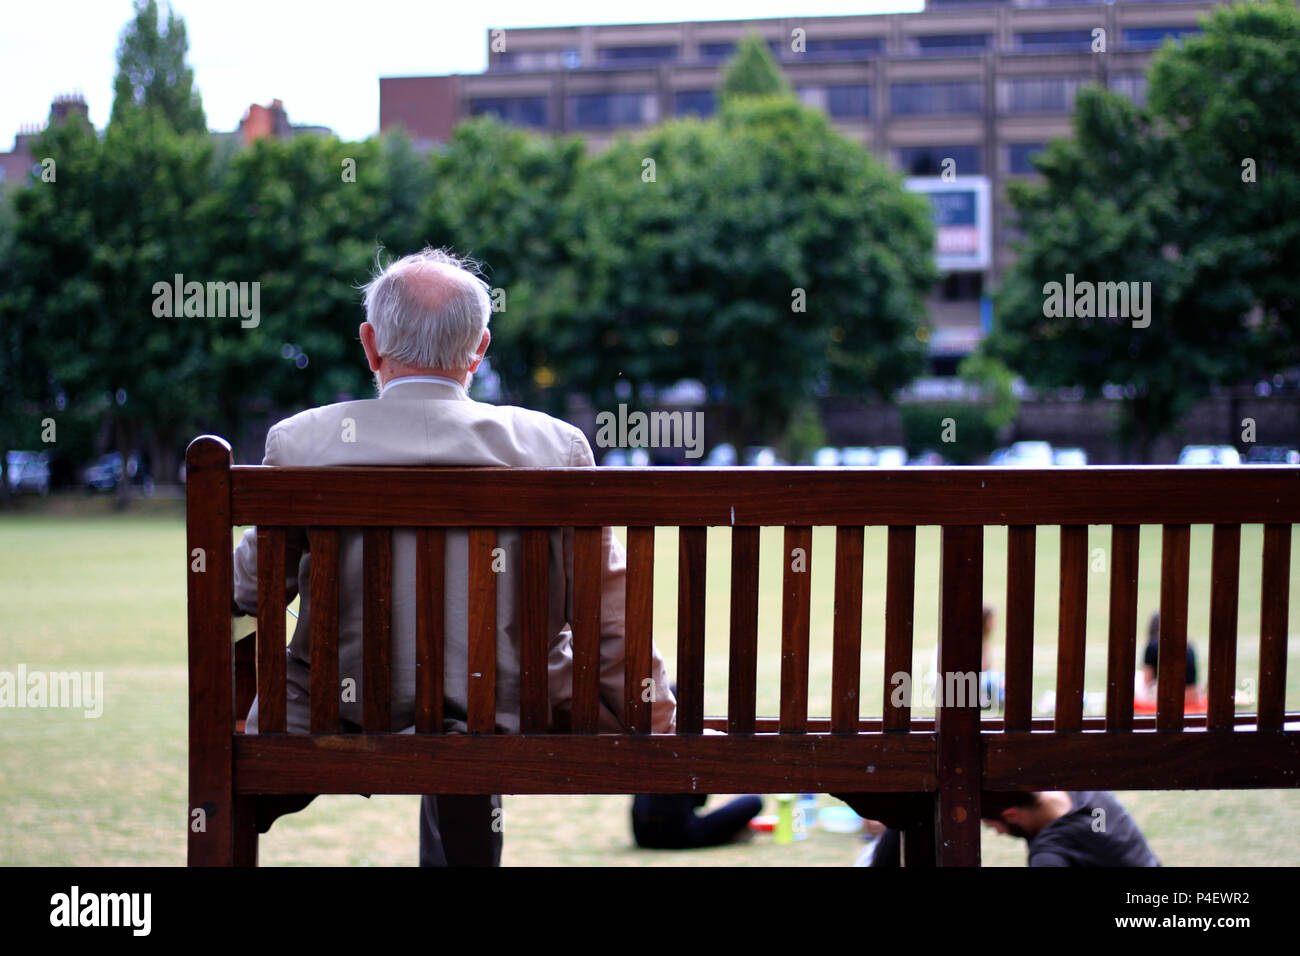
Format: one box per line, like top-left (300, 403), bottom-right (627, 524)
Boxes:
top-left (361, 247), bottom-right (491, 370)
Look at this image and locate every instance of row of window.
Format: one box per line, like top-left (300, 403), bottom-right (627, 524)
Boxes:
top-left (493, 26), bottom-right (1199, 70)
top-left (469, 71), bottom-right (1148, 129)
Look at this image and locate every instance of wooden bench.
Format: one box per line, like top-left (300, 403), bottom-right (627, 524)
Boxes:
top-left (185, 434), bottom-right (1300, 866)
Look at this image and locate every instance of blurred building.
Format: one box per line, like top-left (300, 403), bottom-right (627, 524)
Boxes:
top-left (228, 98), bottom-right (332, 145)
top-left (379, 0), bottom-right (1224, 372)
top-left (0, 93), bottom-right (88, 190)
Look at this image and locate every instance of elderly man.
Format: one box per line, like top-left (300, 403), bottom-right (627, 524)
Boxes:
top-left (232, 247), bottom-right (677, 865)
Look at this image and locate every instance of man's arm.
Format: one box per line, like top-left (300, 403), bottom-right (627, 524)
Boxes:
top-left (567, 430), bottom-right (676, 734)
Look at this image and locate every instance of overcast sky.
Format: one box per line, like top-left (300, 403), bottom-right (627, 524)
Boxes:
top-left (0, 0), bottom-right (922, 145)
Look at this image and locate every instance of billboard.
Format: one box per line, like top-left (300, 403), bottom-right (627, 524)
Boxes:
top-left (904, 175), bottom-right (992, 272)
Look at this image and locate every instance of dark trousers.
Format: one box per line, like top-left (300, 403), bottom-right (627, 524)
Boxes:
top-left (419, 794), bottom-right (503, 866)
top-left (633, 794), bottom-right (764, 849)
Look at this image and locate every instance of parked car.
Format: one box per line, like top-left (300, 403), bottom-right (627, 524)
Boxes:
top-left (742, 446), bottom-right (785, 467)
top-left (907, 450), bottom-right (948, 466)
top-left (811, 446), bottom-right (841, 467)
top-left (874, 446), bottom-right (908, 468)
top-left (600, 448), bottom-right (650, 466)
top-left (1000, 441), bottom-right (1054, 467)
top-left (82, 451), bottom-right (154, 492)
top-left (839, 447), bottom-right (876, 467)
top-left (1244, 446), bottom-right (1300, 465)
top-left (1052, 447), bottom-right (1088, 467)
top-left (1177, 445), bottom-right (1241, 466)
top-left (704, 443), bottom-right (738, 466)
top-left (5, 450), bottom-right (51, 495)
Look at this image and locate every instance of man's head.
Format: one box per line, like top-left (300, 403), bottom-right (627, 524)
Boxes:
top-left (359, 247), bottom-right (492, 391)
top-left (981, 790), bottom-right (1068, 840)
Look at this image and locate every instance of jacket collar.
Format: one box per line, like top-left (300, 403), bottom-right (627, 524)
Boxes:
top-left (378, 375), bottom-right (470, 401)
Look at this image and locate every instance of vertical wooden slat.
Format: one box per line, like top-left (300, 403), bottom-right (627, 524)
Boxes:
top-left (186, 436), bottom-right (235, 866)
top-left (1105, 524), bottom-right (1140, 732)
top-left (1054, 525), bottom-right (1088, 732)
top-left (1003, 526), bottom-right (1036, 732)
top-left (780, 526), bottom-right (813, 734)
top-left (1258, 523), bottom-right (1292, 731)
top-left (727, 526), bottom-right (759, 735)
top-left (362, 528), bottom-right (393, 733)
top-left (308, 528), bottom-right (340, 734)
top-left (624, 527), bottom-right (656, 733)
top-left (467, 528), bottom-right (497, 734)
top-left (936, 525), bottom-right (983, 867)
top-left (256, 527), bottom-right (287, 733)
top-left (676, 527), bottom-right (708, 734)
top-left (1206, 524), bottom-right (1240, 731)
top-left (1157, 524), bottom-right (1191, 733)
top-left (519, 528), bottom-right (550, 734)
top-left (831, 527), bottom-right (865, 734)
top-left (415, 527), bottom-right (445, 734)
top-left (572, 526), bottom-right (604, 734)
top-left (883, 527), bottom-right (916, 732)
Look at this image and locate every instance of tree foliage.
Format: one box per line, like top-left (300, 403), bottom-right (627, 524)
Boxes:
top-left (110, 0), bottom-right (206, 135)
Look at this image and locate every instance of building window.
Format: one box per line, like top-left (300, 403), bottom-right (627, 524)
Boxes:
top-left (699, 42), bottom-right (735, 62)
top-left (566, 92), bottom-right (650, 128)
top-left (674, 89), bottom-right (715, 117)
top-left (562, 48), bottom-right (581, 69)
top-left (596, 45), bottom-right (679, 65)
top-left (1110, 74), bottom-right (1148, 106)
top-left (468, 97), bottom-right (549, 128)
top-left (826, 84), bottom-right (871, 118)
top-left (1015, 30), bottom-right (1094, 52)
top-left (897, 145), bottom-right (981, 176)
top-left (941, 272), bottom-right (984, 302)
top-left (1122, 26), bottom-right (1201, 49)
top-left (914, 34), bottom-right (990, 56)
top-left (999, 77), bottom-right (1086, 113)
top-left (890, 82), bottom-right (983, 115)
top-left (1007, 142), bottom-right (1045, 175)
top-left (803, 37), bottom-right (883, 60)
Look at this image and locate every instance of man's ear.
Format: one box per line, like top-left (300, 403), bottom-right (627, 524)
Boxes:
top-left (468, 328), bottom-right (491, 373)
top-left (359, 322), bottom-right (382, 373)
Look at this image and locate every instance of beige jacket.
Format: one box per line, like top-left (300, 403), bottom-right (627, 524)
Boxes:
top-left (234, 376), bottom-right (676, 735)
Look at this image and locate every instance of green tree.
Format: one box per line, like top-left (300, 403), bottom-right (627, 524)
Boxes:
top-left (986, 1), bottom-right (1300, 460)
top-left (110, 0), bottom-right (206, 135)
top-left (720, 32), bottom-right (792, 100)
top-left (557, 96), bottom-right (936, 445)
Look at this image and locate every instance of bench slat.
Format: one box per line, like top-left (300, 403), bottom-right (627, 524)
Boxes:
top-left (308, 528), bottom-right (340, 734)
top-left (937, 525), bottom-right (984, 866)
top-left (467, 528), bottom-right (498, 734)
top-left (1105, 524), bottom-right (1140, 732)
top-left (1003, 525), bottom-right (1036, 732)
top-left (363, 528), bottom-right (393, 733)
top-left (883, 526), bottom-right (916, 732)
top-left (519, 528), bottom-right (550, 734)
top-left (1259, 523), bottom-right (1293, 732)
top-left (677, 527), bottom-right (708, 734)
top-left (1055, 525), bottom-right (1088, 732)
top-left (415, 528), bottom-right (445, 734)
top-left (832, 527), bottom-right (865, 734)
top-left (624, 527), bottom-right (655, 733)
top-left (727, 526), bottom-right (759, 735)
top-left (1157, 524), bottom-right (1191, 733)
top-left (781, 526), bottom-right (812, 734)
top-left (571, 527), bottom-right (603, 733)
top-left (256, 527), bottom-right (287, 733)
top-left (231, 466), bottom-right (1300, 526)
top-left (1207, 524), bottom-right (1241, 732)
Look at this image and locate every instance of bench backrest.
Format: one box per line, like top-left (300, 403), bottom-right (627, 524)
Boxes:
top-left (186, 434), bottom-right (1299, 864)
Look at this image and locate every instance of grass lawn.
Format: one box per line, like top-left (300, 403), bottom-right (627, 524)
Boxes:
top-left (1, 495), bottom-right (1297, 866)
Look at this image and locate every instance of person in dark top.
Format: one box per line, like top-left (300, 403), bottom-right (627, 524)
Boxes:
top-left (1137, 609), bottom-right (1205, 713)
top-left (981, 790), bottom-right (1160, 867)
